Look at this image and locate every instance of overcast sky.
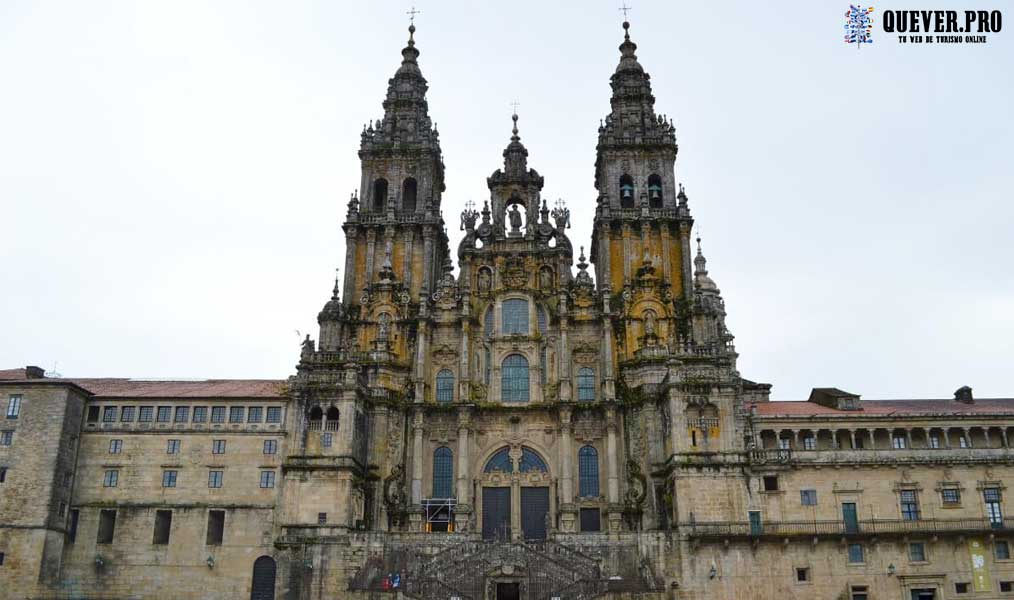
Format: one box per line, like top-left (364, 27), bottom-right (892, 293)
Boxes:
top-left (2, 1), bottom-right (1011, 400)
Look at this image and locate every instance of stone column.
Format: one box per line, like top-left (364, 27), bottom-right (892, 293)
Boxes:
top-left (414, 318), bottom-right (428, 403)
top-left (558, 291), bottom-right (572, 401)
top-left (944, 429), bottom-right (952, 449)
top-left (849, 430), bottom-right (856, 450)
top-left (1002, 429), bottom-right (1009, 448)
top-left (601, 294), bottom-right (616, 401)
top-left (559, 408), bottom-right (577, 532)
top-left (343, 229), bottom-right (358, 305)
top-left (598, 228), bottom-right (612, 290)
top-left (455, 410), bottom-right (472, 530)
top-left (402, 229), bottom-right (415, 292)
top-left (660, 224), bottom-right (672, 281)
top-left (792, 430), bottom-right (800, 449)
top-left (365, 229), bottom-right (377, 285)
top-left (621, 224), bottom-right (632, 283)
top-left (679, 222), bottom-right (693, 299)
top-left (963, 427), bottom-right (972, 448)
top-left (421, 228), bottom-right (435, 294)
top-left (606, 408), bottom-right (622, 533)
top-left (410, 410), bottom-right (425, 532)
top-left (458, 307), bottom-right (471, 402)
top-left (905, 429), bottom-right (913, 449)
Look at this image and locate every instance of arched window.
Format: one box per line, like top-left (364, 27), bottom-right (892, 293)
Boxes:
top-left (325, 406), bottom-right (340, 431)
top-left (578, 446), bottom-right (600, 497)
top-left (372, 178), bottom-right (388, 211)
top-left (577, 368), bottom-right (596, 402)
top-left (501, 354), bottom-right (530, 402)
top-left (502, 299), bottom-right (529, 335)
top-left (520, 447), bottom-right (548, 472)
top-left (484, 447), bottom-right (512, 473)
top-left (402, 177), bottom-right (417, 212)
top-left (432, 447), bottom-right (453, 498)
top-left (483, 307), bottom-right (494, 338)
top-left (647, 174), bottom-right (663, 208)
top-left (308, 406), bottom-right (322, 431)
top-left (435, 369), bottom-right (454, 404)
top-left (619, 174), bottom-right (634, 208)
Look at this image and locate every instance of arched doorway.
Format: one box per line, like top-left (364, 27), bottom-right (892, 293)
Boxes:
top-left (480, 446), bottom-right (551, 541)
top-left (250, 555), bottom-right (276, 600)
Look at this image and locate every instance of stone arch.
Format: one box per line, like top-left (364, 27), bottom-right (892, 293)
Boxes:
top-left (647, 174), bottom-right (663, 208)
top-left (372, 178), bottom-right (388, 211)
top-left (619, 174), bottom-right (635, 208)
top-left (249, 555), bottom-right (276, 600)
top-left (402, 177), bottom-right (417, 212)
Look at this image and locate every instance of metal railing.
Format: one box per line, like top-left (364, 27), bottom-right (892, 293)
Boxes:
top-left (684, 516), bottom-right (1014, 539)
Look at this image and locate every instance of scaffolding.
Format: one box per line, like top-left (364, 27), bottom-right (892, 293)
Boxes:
top-left (422, 498), bottom-right (456, 532)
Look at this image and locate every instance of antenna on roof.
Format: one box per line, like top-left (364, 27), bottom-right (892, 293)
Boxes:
top-left (46, 361), bottom-right (63, 379)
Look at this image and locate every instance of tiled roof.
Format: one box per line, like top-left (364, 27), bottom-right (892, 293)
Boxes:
top-left (0, 368), bottom-right (27, 380)
top-left (0, 368), bottom-right (286, 398)
top-left (754, 398), bottom-right (1014, 418)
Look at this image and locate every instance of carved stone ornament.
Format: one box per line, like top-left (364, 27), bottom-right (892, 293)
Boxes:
top-left (503, 254), bottom-right (527, 289)
top-left (625, 459), bottom-right (648, 508)
top-left (433, 344), bottom-right (458, 365)
top-left (384, 463), bottom-right (406, 510)
top-left (572, 341), bottom-right (598, 364)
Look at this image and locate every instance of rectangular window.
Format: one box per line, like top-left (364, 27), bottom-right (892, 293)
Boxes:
top-left (206, 510), bottom-right (225, 545)
top-left (120, 406), bottom-right (135, 422)
top-left (803, 436), bottom-right (816, 450)
top-left (102, 406), bottom-right (117, 422)
top-left (192, 406), bottom-right (207, 423)
top-left (211, 406), bottom-right (226, 423)
top-left (260, 471), bottom-right (276, 488)
top-left (162, 470), bottom-right (177, 488)
top-left (6, 395), bottom-right (21, 419)
top-left (763, 475), bottom-right (779, 492)
top-left (778, 438), bottom-right (790, 450)
top-left (929, 435), bottom-right (940, 448)
top-left (139, 406), bottom-right (154, 422)
top-left (263, 440), bottom-right (277, 455)
top-left (892, 435), bottom-right (906, 449)
top-left (580, 508), bottom-right (601, 532)
top-left (985, 488), bottom-right (1004, 525)
top-left (997, 540), bottom-right (1011, 560)
top-left (322, 433), bottom-right (333, 448)
top-left (317, 512), bottom-right (327, 524)
top-left (800, 489), bottom-right (817, 505)
top-left (909, 541), bottom-right (927, 562)
top-left (0, 467), bottom-right (6, 483)
top-left (955, 582), bottom-right (970, 594)
top-left (156, 406), bottom-right (172, 422)
top-left (847, 543), bottom-right (864, 564)
top-left (266, 406), bottom-right (282, 423)
top-left (97, 509), bottom-right (116, 544)
top-left (109, 439), bottom-right (122, 454)
top-left (174, 406), bottom-right (189, 422)
top-left (247, 406), bottom-right (263, 423)
top-left (1, 431), bottom-right (13, 446)
top-left (68, 509), bottom-right (79, 543)
top-left (166, 439), bottom-right (180, 454)
top-left (152, 510), bottom-right (172, 544)
top-left (900, 490), bottom-right (921, 520)
top-left (208, 470), bottom-right (223, 488)
top-left (941, 488), bottom-right (961, 506)
top-left (103, 469), bottom-right (118, 487)
top-left (795, 567), bottom-right (810, 582)
top-left (850, 585), bottom-right (869, 600)
top-left (228, 407), bottom-right (244, 423)
top-left (86, 405), bottom-right (100, 423)
top-left (212, 440), bottom-right (225, 454)
top-left (1001, 581), bottom-right (1013, 592)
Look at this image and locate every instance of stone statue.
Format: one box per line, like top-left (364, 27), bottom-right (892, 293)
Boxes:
top-left (643, 310), bottom-right (657, 337)
top-left (378, 313), bottom-right (391, 340)
top-left (477, 269), bottom-right (492, 294)
top-left (301, 334), bottom-right (315, 358)
top-left (539, 267), bottom-right (553, 291)
top-left (508, 204), bottom-right (522, 233)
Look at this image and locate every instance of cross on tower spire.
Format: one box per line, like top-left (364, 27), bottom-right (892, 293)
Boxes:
top-left (406, 5), bottom-right (421, 24)
top-left (510, 100), bottom-right (521, 116)
top-left (619, 2), bottom-right (633, 21)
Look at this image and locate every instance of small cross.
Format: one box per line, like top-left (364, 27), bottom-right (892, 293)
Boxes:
top-left (619, 2), bottom-right (632, 20)
top-left (510, 100), bottom-right (520, 115)
top-left (406, 6), bottom-right (421, 24)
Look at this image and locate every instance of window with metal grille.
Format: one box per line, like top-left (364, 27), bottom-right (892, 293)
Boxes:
top-left (484, 447), bottom-right (512, 473)
top-left (322, 432), bottom-right (333, 447)
top-left (520, 447), bottom-right (547, 473)
top-left (578, 446), bottom-right (599, 497)
top-left (208, 470), bottom-right (223, 488)
top-left (192, 406), bottom-right (207, 422)
top-left (102, 406), bottom-right (117, 422)
top-left (211, 406), bottom-right (225, 423)
top-left (501, 354), bottom-right (530, 402)
top-left (484, 307), bottom-right (494, 338)
top-left (229, 407), bottom-right (244, 423)
top-left (941, 488), bottom-right (961, 505)
top-left (120, 406), bottom-right (135, 422)
top-left (266, 407), bottom-right (282, 423)
top-left (436, 369), bottom-right (454, 403)
top-left (502, 299), bottom-right (529, 335)
top-left (247, 407), bottom-right (263, 422)
top-left (432, 447), bottom-right (453, 498)
top-left (847, 543), bottom-right (864, 563)
top-left (139, 406), bottom-right (154, 422)
top-left (6, 395), bottom-right (20, 419)
top-left (800, 489), bottom-right (817, 505)
top-left (577, 368), bottom-right (596, 402)
top-left (317, 512), bottom-right (327, 524)
top-left (900, 490), bottom-right (921, 520)
top-left (162, 470), bottom-right (177, 488)
top-left (537, 306), bottom-right (547, 335)
top-left (985, 488), bottom-right (1004, 525)
top-left (174, 406), bottom-right (189, 422)
top-left (259, 471), bottom-right (275, 488)
top-left (156, 406), bottom-right (171, 422)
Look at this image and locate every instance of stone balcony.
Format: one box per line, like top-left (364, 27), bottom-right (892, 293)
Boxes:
top-left (684, 516), bottom-right (1014, 542)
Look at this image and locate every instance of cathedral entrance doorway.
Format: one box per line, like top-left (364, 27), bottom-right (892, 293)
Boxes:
top-left (482, 486), bottom-right (511, 540)
top-left (520, 487), bottom-right (548, 540)
top-left (496, 582), bottom-right (520, 600)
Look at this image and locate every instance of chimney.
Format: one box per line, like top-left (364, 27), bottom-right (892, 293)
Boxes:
top-left (25, 365), bottom-right (46, 379)
top-left (954, 386), bottom-right (974, 404)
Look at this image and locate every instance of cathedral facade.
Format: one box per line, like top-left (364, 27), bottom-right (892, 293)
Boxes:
top-left (3, 21), bottom-right (1014, 600)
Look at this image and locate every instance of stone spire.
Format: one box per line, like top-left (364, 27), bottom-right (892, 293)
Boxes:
top-left (694, 236), bottom-right (718, 292)
top-left (501, 111), bottom-right (530, 179)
